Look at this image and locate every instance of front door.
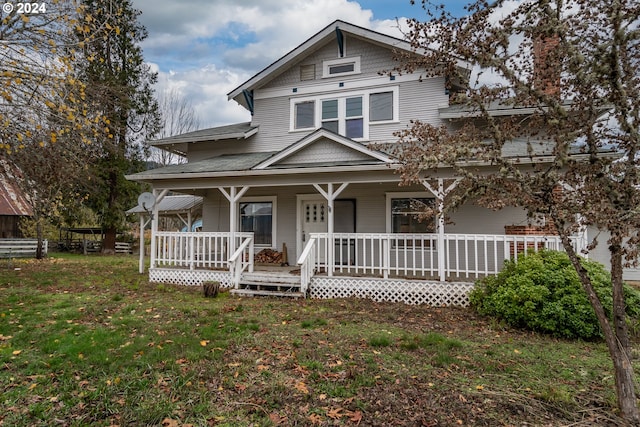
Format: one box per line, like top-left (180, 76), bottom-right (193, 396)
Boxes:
top-left (299, 198), bottom-right (356, 263)
top-left (301, 199), bottom-right (328, 245)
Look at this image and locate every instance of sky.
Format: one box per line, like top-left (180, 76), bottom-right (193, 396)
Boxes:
top-left (129, 0), bottom-right (471, 132)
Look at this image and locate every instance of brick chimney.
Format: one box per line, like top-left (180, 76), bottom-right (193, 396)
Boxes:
top-left (532, 34), bottom-right (561, 96)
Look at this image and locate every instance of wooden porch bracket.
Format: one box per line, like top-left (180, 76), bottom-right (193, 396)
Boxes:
top-left (218, 186), bottom-right (250, 254)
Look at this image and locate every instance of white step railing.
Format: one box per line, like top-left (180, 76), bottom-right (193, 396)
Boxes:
top-left (304, 232), bottom-right (580, 280)
top-left (297, 237), bottom-right (317, 295)
top-left (152, 232), bottom-right (253, 270)
top-left (229, 235), bottom-right (255, 288)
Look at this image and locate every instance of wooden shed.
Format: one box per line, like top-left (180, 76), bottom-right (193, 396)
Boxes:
top-left (0, 160), bottom-right (32, 238)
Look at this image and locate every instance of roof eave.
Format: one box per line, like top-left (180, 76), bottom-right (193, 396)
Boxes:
top-left (227, 20), bottom-right (448, 106)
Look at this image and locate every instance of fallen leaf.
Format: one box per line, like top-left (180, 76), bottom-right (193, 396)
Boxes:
top-left (12, 350), bottom-right (21, 356)
top-left (269, 413), bottom-right (286, 425)
top-left (200, 340), bottom-right (209, 347)
top-left (308, 413), bottom-right (323, 425)
top-left (295, 381), bottom-right (309, 394)
top-left (327, 407), bottom-right (344, 419)
top-left (349, 410), bottom-right (363, 424)
top-left (161, 418), bottom-right (179, 427)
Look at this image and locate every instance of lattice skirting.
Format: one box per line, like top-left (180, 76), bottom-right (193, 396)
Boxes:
top-left (309, 277), bottom-right (474, 307)
top-left (149, 268), bottom-right (231, 288)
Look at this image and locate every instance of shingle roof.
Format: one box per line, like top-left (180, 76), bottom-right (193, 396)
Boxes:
top-left (126, 194), bottom-right (202, 214)
top-left (132, 152), bottom-right (278, 178)
top-left (151, 122), bottom-right (258, 146)
top-left (0, 160), bottom-right (32, 216)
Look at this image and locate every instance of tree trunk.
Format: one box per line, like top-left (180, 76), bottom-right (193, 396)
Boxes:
top-left (609, 236), bottom-right (639, 424)
top-left (102, 227), bottom-right (116, 255)
top-left (35, 217), bottom-right (44, 260)
top-left (560, 232), bottom-right (639, 424)
top-left (101, 168), bottom-right (119, 254)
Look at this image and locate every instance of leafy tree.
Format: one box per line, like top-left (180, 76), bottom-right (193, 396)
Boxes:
top-left (396, 0), bottom-right (639, 422)
top-left (0, 0), bottom-right (107, 255)
top-left (78, 0), bottom-right (160, 252)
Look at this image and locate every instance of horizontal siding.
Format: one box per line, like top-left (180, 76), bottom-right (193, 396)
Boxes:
top-left (266, 36), bottom-right (400, 90)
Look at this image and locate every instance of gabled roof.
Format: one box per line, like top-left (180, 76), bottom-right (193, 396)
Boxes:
top-left (149, 122), bottom-right (259, 156)
top-left (227, 20), bottom-right (472, 110)
top-left (127, 129), bottom-right (393, 182)
top-left (254, 128), bottom-right (393, 169)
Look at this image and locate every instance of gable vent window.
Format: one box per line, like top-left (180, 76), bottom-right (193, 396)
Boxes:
top-left (329, 63), bottom-right (355, 75)
top-left (300, 64), bottom-right (315, 81)
top-left (322, 56), bottom-right (361, 78)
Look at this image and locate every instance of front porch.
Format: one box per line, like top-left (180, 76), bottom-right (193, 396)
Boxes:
top-left (147, 231), bottom-right (582, 306)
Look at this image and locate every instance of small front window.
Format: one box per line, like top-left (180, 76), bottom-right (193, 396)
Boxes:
top-left (240, 202), bottom-right (273, 245)
top-left (391, 198), bottom-right (436, 233)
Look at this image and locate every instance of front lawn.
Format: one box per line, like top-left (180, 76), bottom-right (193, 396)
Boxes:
top-left (0, 254), bottom-right (634, 426)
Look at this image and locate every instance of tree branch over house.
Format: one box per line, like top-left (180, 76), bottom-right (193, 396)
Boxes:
top-left (397, 0), bottom-right (639, 422)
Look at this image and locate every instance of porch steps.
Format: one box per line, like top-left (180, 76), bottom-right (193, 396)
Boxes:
top-left (231, 271), bottom-right (304, 299)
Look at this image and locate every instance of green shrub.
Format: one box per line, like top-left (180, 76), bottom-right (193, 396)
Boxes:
top-left (469, 250), bottom-right (640, 340)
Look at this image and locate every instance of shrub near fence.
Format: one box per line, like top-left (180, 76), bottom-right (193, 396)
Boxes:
top-left (469, 250), bottom-right (640, 340)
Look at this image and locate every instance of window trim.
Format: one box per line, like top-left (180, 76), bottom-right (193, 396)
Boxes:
top-left (289, 86), bottom-right (399, 139)
top-left (237, 196), bottom-right (277, 248)
top-left (385, 192), bottom-right (436, 234)
top-left (322, 56), bottom-right (361, 78)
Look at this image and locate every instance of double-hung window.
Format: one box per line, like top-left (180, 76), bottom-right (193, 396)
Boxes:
top-left (321, 96), bottom-right (363, 138)
top-left (294, 101), bottom-right (315, 130)
top-left (291, 87), bottom-right (398, 139)
top-left (370, 91), bottom-right (393, 122)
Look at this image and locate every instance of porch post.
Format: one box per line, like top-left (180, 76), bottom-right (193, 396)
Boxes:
top-left (149, 189), bottom-right (169, 270)
top-left (313, 182), bottom-right (349, 277)
top-left (219, 186), bottom-right (250, 257)
top-left (139, 215), bottom-right (145, 274)
top-left (437, 179), bottom-right (446, 281)
top-left (422, 178), bottom-right (459, 281)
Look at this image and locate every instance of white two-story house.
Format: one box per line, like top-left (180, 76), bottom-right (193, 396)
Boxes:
top-left (127, 20), bottom-right (616, 305)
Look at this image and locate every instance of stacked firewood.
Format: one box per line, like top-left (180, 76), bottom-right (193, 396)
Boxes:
top-left (254, 248), bottom-right (283, 264)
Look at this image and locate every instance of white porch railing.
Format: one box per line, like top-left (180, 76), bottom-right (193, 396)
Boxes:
top-left (152, 232), bottom-right (253, 270)
top-left (303, 232), bottom-right (581, 281)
